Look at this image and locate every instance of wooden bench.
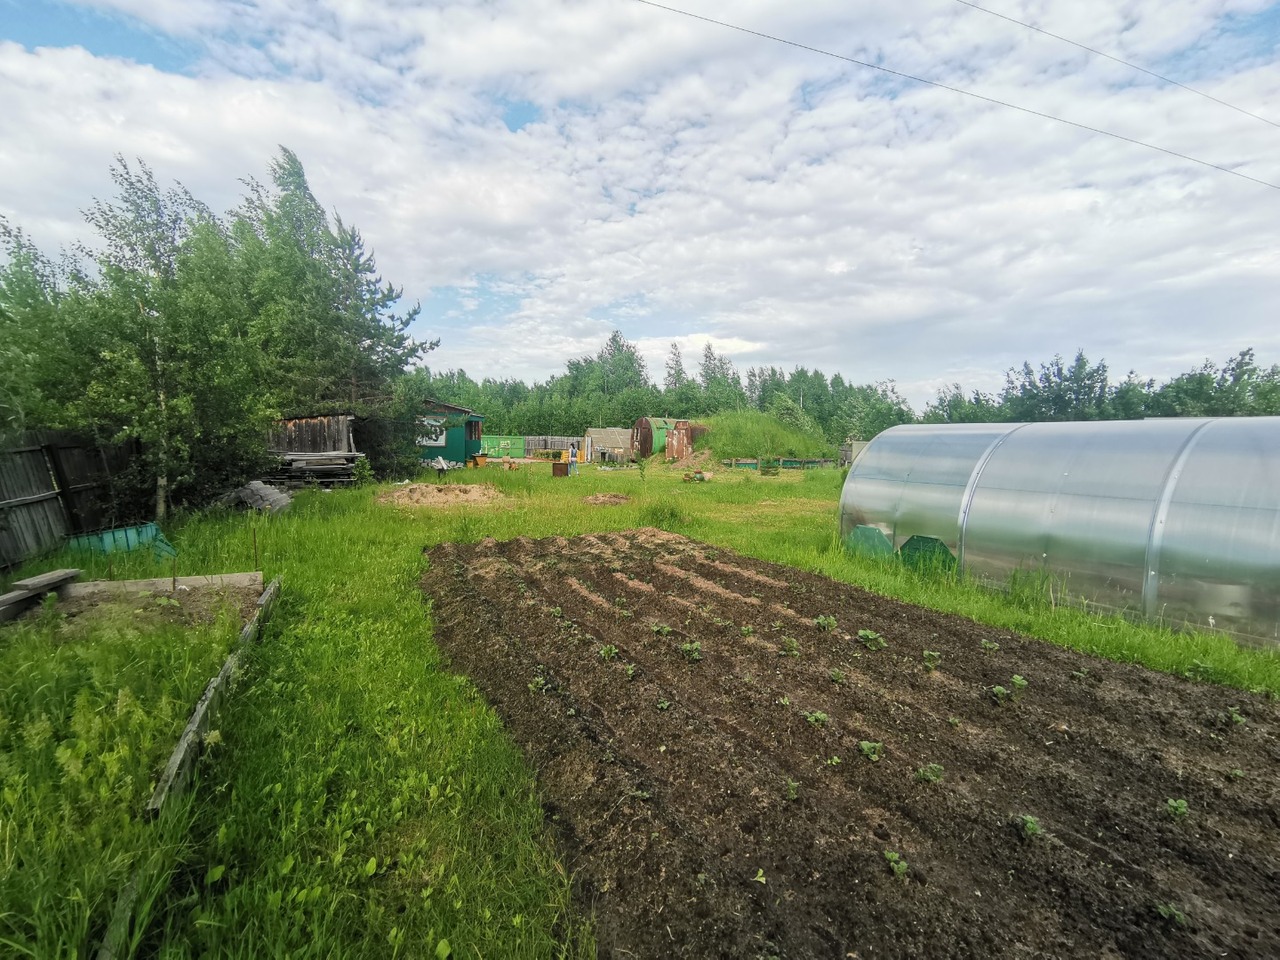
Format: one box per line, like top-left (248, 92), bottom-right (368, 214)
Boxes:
top-left (0, 569), bottom-right (83, 623)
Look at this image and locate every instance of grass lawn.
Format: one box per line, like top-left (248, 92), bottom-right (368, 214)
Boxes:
top-left (5, 460), bottom-right (1277, 957)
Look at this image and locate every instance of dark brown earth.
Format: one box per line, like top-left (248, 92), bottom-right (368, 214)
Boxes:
top-left (422, 530), bottom-right (1280, 960)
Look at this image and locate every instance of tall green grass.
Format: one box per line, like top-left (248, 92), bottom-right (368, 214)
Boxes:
top-left (0, 597), bottom-right (241, 957)
top-left (697, 410), bottom-right (835, 460)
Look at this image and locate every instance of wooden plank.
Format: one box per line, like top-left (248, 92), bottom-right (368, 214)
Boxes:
top-left (144, 575), bottom-right (281, 817)
top-left (146, 651), bottom-right (241, 817)
top-left (64, 572), bottom-right (263, 599)
top-left (100, 575), bottom-right (282, 958)
top-left (0, 588), bottom-right (39, 621)
top-left (96, 871), bottom-right (141, 960)
top-left (0, 490), bottom-right (61, 510)
top-left (11, 568), bottom-right (83, 591)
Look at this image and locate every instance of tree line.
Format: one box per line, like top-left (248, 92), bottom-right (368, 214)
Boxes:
top-left (413, 338), bottom-right (1280, 448)
top-left (1, 149), bottom-right (431, 515)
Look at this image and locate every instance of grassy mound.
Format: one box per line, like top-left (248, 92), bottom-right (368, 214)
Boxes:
top-left (696, 411), bottom-right (835, 461)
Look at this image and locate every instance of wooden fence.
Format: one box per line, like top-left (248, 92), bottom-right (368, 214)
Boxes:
top-left (0, 432), bottom-right (137, 570)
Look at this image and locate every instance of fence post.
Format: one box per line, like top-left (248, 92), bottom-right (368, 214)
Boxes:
top-left (44, 441), bottom-right (82, 534)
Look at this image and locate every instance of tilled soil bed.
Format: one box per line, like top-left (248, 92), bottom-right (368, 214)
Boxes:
top-left (422, 530), bottom-right (1280, 959)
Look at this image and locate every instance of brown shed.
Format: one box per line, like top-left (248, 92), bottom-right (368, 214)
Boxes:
top-left (631, 418), bottom-right (708, 460)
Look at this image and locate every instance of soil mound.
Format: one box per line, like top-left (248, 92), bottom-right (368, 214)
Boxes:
top-left (582, 493), bottom-right (631, 505)
top-left (376, 483), bottom-right (503, 507)
top-left (422, 531), bottom-right (1280, 960)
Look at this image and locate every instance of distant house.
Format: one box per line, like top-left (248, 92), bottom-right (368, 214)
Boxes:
top-left (418, 400), bottom-right (484, 464)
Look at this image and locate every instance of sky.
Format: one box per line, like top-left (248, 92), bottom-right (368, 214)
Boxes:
top-left (2, 0), bottom-right (1279, 409)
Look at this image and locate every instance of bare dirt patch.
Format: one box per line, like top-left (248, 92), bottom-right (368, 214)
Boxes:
top-left (582, 493), bottom-right (631, 506)
top-left (423, 530), bottom-right (1280, 960)
top-left (22, 582), bottom-right (261, 632)
top-left (376, 483), bottom-right (505, 508)
top-left (669, 449), bottom-right (717, 471)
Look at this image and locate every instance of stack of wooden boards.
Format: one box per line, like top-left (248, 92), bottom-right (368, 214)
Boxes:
top-left (263, 451), bottom-right (365, 487)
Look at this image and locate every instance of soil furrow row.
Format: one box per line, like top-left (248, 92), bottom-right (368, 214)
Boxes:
top-left (423, 532), bottom-right (1280, 959)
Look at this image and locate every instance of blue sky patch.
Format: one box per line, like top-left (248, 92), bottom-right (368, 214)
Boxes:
top-left (499, 98), bottom-right (542, 132)
top-left (1150, 3), bottom-right (1280, 84)
top-left (415, 280), bottom-right (526, 343)
top-left (2, 0), bottom-right (200, 73)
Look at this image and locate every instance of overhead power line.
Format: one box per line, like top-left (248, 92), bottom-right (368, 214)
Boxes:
top-left (949, 0), bottom-right (1280, 130)
top-left (629, 0), bottom-right (1280, 192)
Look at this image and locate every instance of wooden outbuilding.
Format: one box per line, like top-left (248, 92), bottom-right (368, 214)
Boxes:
top-left (418, 401), bottom-right (484, 464)
top-left (631, 418), bottom-right (707, 460)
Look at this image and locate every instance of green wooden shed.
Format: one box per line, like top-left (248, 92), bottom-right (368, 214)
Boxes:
top-left (418, 401), bottom-right (484, 464)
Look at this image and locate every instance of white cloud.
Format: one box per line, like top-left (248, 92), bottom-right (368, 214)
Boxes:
top-left (5, 0), bottom-right (1280, 409)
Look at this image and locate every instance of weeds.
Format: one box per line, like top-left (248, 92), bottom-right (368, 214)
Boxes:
top-left (858, 741), bottom-right (885, 762)
top-left (779, 637), bottom-right (800, 657)
top-left (1016, 814), bottom-right (1043, 839)
top-left (923, 650), bottom-right (941, 671)
top-left (828, 668), bottom-right (846, 685)
top-left (803, 711), bottom-right (828, 727)
top-left (914, 763), bottom-right (945, 784)
top-left (598, 645), bottom-right (619, 662)
top-left (784, 778), bottom-right (799, 802)
top-left (650, 623), bottom-right (672, 637)
top-left (0, 597), bottom-right (241, 954)
top-left (1156, 903), bottom-right (1189, 927)
top-left (813, 615), bottom-right (837, 632)
top-left (883, 850), bottom-right (908, 879)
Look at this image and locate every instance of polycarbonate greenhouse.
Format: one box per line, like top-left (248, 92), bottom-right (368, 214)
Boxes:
top-left (839, 418), bottom-right (1280, 646)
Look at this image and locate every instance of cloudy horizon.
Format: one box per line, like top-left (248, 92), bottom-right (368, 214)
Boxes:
top-left (3, 0), bottom-right (1279, 408)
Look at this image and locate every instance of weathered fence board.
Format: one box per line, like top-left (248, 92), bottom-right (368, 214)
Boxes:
top-left (267, 415), bottom-right (354, 454)
top-left (1, 432), bottom-right (140, 570)
top-left (0, 445), bottom-right (68, 567)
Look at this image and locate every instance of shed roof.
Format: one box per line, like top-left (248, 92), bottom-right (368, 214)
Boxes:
top-left (423, 399), bottom-right (484, 420)
top-left (586, 427), bottom-right (631, 449)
